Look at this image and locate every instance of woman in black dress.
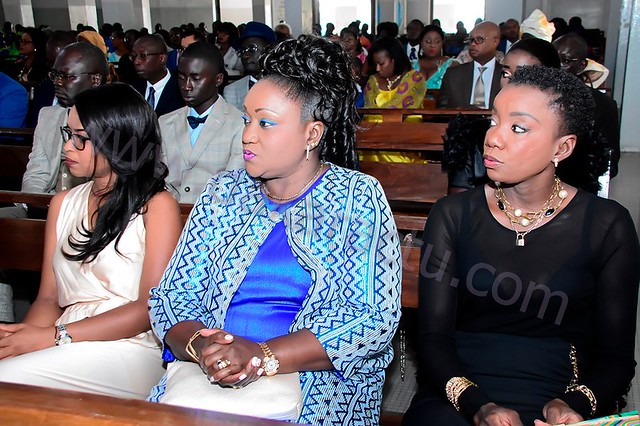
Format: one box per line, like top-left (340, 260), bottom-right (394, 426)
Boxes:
top-left (404, 66), bottom-right (640, 425)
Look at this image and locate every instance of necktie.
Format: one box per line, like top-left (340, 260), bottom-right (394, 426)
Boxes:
top-left (187, 115), bottom-right (208, 129)
top-left (147, 86), bottom-right (156, 108)
top-left (473, 66), bottom-right (487, 108)
top-left (248, 79), bottom-right (256, 90)
top-left (409, 46), bottom-right (417, 61)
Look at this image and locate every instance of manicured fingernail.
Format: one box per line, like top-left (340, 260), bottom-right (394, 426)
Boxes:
top-left (257, 368), bottom-right (264, 376)
top-left (238, 373), bottom-right (247, 380)
top-left (208, 376), bottom-right (215, 383)
top-left (224, 334), bottom-right (233, 341)
top-left (251, 357), bottom-right (261, 367)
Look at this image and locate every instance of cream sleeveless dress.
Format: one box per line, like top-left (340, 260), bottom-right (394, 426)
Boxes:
top-left (0, 182), bottom-right (165, 399)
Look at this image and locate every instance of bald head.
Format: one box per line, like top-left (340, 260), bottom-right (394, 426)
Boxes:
top-left (59, 42), bottom-right (109, 81)
top-left (468, 21), bottom-right (500, 64)
top-left (52, 42), bottom-right (108, 107)
top-left (552, 33), bottom-right (588, 75)
top-left (474, 21), bottom-right (500, 39)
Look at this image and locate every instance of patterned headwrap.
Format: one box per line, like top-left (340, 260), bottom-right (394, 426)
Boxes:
top-left (520, 9), bottom-right (555, 42)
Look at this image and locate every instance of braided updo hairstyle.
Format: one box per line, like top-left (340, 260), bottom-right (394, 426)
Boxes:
top-left (260, 34), bottom-right (359, 169)
top-left (510, 66), bottom-right (609, 193)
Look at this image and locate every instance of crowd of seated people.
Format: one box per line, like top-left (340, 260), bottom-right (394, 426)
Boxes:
top-left (0, 12), bottom-right (635, 426)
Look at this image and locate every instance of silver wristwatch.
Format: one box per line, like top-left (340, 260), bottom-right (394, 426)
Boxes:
top-left (55, 324), bottom-right (72, 346)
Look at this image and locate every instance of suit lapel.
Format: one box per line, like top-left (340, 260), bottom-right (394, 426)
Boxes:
top-left (489, 64), bottom-right (503, 108)
top-left (173, 108), bottom-right (194, 165)
top-left (461, 63), bottom-right (474, 105)
top-left (188, 98), bottom-right (225, 164)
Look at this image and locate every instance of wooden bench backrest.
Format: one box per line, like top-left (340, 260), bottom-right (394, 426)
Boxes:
top-left (0, 145), bottom-right (31, 190)
top-left (0, 191), bottom-right (424, 307)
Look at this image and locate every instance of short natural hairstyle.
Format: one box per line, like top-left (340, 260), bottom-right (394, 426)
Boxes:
top-left (64, 83), bottom-right (167, 263)
top-left (260, 35), bottom-right (359, 169)
top-left (510, 66), bottom-right (608, 192)
top-left (180, 41), bottom-right (224, 73)
top-left (368, 37), bottom-right (412, 76)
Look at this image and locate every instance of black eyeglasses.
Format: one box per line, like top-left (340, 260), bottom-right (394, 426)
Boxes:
top-left (49, 69), bottom-right (98, 83)
top-left (237, 44), bottom-right (263, 56)
top-left (60, 126), bottom-right (90, 151)
top-left (129, 52), bottom-right (163, 61)
top-left (464, 36), bottom-right (492, 45)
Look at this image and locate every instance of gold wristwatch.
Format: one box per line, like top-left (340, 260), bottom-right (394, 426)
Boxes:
top-left (258, 342), bottom-right (280, 376)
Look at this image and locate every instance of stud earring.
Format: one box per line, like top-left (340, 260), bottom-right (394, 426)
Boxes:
top-left (553, 158), bottom-right (559, 168)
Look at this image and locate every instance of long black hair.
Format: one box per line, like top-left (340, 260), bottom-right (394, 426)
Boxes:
top-left (260, 35), bottom-right (359, 169)
top-left (367, 37), bottom-right (412, 76)
top-left (63, 83), bottom-right (168, 262)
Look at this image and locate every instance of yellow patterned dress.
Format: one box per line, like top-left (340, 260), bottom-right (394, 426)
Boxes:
top-left (362, 70), bottom-right (427, 163)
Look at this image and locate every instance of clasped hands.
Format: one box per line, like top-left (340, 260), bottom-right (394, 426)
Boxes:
top-left (0, 323), bottom-right (53, 360)
top-left (474, 399), bottom-right (582, 426)
top-left (195, 328), bottom-right (265, 389)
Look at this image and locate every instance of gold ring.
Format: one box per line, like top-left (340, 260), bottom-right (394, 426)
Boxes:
top-left (216, 358), bottom-right (231, 370)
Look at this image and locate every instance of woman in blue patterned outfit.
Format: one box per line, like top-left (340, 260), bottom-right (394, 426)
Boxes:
top-left (148, 35), bottom-right (402, 425)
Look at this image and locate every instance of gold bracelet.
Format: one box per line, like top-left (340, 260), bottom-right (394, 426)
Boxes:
top-left (566, 384), bottom-right (597, 417)
top-left (185, 329), bottom-right (203, 362)
top-left (445, 376), bottom-right (478, 411)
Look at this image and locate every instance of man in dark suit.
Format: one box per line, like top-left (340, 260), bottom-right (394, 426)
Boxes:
top-left (497, 19), bottom-right (520, 53)
top-left (131, 35), bottom-right (184, 117)
top-left (400, 19), bottom-right (423, 62)
top-left (438, 21), bottom-right (502, 109)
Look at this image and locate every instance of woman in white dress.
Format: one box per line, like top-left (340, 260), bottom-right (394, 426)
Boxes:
top-left (0, 83), bottom-right (182, 399)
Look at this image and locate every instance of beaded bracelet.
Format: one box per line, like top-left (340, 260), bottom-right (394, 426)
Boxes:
top-left (445, 376), bottom-right (478, 411)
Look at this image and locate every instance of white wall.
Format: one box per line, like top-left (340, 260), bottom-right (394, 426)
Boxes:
top-left (150, 0), bottom-right (215, 29)
top-left (2, 0), bottom-right (35, 27)
top-left (283, 0), bottom-right (312, 36)
top-left (484, 0), bottom-right (522, 24)
top-left (219, 0), bottom-right (253, 25)
top-left (101, 0), bottom-right (144, 30)
top-left (32, 0), bottom-right (69, 29)
top-left (618, 0), bottom-right (640, 151)
top-left (68, 0), bottom-right (98, 29)
top-left (547, 0), bottom-right (609, 31)
top-left (406, 0), bottom-right (429, 26)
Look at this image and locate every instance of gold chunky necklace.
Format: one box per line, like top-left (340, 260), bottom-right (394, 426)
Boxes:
top-left (261, 163), bottom-right (325, 202)
top-left (386, 74), bottom-right (402, 90)
top-left (494, 177), bottom-right (568, 247)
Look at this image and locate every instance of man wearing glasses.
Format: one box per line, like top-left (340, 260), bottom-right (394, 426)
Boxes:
top-left (131, 35), bottom-right (184, 117)
top-left (223, 21), bottom-right (277, 112)
top-left (0, 42), bottom-right (107, 323)
top-left (438, 21), bottom-right (502, 109)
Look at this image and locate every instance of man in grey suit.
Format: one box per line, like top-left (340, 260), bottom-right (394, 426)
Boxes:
top-left (438, 21), bottom-right (502, 109)
top-left (0, 42), bottom-right (107, 323)
top-left (223, 21), bottom-right (277, 112)
top-left (160, 42), bottom-right (244, 204)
